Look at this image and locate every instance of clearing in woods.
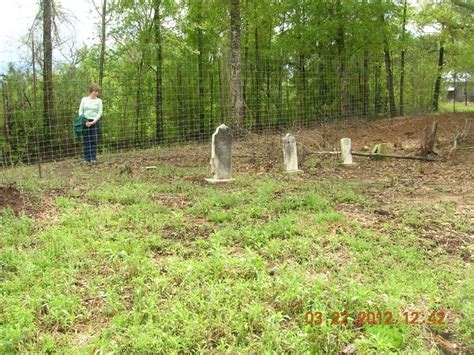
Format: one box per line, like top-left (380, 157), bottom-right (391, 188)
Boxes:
top-left (1, 113), bottom-right (472, 353)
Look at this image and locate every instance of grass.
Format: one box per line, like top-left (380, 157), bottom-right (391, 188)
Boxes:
top-left (439, 101), bottom-right (474, 113)
top-left (0, 157), bottom-right (472, 353)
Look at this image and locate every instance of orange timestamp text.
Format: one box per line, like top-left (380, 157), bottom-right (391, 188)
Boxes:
top-left (304, 310), bottom-right (446, 326)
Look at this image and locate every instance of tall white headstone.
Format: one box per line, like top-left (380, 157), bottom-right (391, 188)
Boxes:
top-left (282, 133), bottom-right (300, 172)
top-left (206, 124), bottom-right (233, 182)
top-left (340, 138), bottom-right (353, 164)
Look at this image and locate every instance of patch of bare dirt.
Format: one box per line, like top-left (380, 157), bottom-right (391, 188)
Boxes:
top-left (299, 113), bottom-right (472, 154)
top-left (285, 113), bottom-right (473, 257)
top-left (0, 185), bottom-right (25, 214)
top-left (0, 183), bottom-right (64, 228)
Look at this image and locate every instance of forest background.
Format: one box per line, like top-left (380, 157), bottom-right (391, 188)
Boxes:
top-left (1, 0), bottom-right (473, 165)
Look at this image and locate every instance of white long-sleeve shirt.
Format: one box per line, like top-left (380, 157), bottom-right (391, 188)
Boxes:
top-left (78, 97), bottom-right (103, 123)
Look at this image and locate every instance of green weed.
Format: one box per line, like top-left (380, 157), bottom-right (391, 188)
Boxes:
top-left (0, 159), bottom-right (471, 353)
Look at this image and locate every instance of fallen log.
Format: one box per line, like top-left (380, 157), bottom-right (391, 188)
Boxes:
top-left (352, 151), bottom-right (439, 161)
top-left (234, 149), bottom-right (440, 162)
top-left (307, 151), bottom-right (340, 155)
top-left (307, 150), bottom-right (439, 161)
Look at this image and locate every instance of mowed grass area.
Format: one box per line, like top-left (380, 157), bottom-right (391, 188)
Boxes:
top-left (439, 101), bottom-right (474, 113)
top-left (1, 157), bottom-right (472, 353)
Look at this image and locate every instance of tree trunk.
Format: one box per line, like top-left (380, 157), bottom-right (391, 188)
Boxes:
top-left (277, 50), bottom-right (283, 128)
top-left (399, 0), bottom-right (407, 116)
top-left (242, 0), bottom-right (249, 124)
top-left (374, 61), bottom-right (382, 116)
top-left (197, 0), bottom-right (205, 140)
top-left (453, 72), bottom-right (457, 112)
top-left (1, 78), bottom-right (11, 165)
top-left (286, 75), bottom-right (290, 125)
top-left (362, 49), bottom-right (369, 117)
top-left (154, 0), bottom-right (164, 143)
top-left (98, 0), bottom-right (107, 89)
top-left (319, 57), bottom-right (328, 106)
top-left (254, 32), bottom-right (261, 130)
top-left (337, 25), bottom-right (349, 118)
top-left (379, 13), bottom-right (397, 119)
top-left (465, 77), bottom-right (468, 106)
top-left (32, 36), bottom-right (42, 175)
top-left (299, 53), bottom-right (307, 123)
top-left (42, 0), bottom-right (55, 153)
top-left (197, 42), bottom-right (205, 139)
top-left (209, 59), bottom-right (215, 130)
top-left (230, 0), bottom-right (243, 132)
top-left (253, 1), bottom-right (261, 131)
top-left (176, 64), bottom-right (185, 139)
top-left (383, 38), bottom-right (397, 118)
top-left (432, 40), bottom-right (445, 112)
top-left (135, 57), bottom-right (143, 145)
top-left (218, 59), bottom-right (225, 124)
top-left (265, 58), bottom-right (271, 127)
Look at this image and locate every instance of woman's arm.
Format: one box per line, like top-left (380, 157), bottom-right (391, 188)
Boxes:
top-left (92, 99), bottom-right (103, 123)
top-left (78, 98), bottom-right (84, 116)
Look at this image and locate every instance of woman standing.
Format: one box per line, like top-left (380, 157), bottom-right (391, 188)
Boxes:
top-left (79, 84), bottom-right (103, 163)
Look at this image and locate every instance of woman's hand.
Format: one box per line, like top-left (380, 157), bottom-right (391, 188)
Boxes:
top-left (85, 121), bottom-right (95, 127)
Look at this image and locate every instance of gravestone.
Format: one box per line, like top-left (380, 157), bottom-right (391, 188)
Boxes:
top-left (340, 138), bottom-right (353, 164)
top-left (206, 124), bottom-right (234, 183)
top-left (282, 133), bottom-right (301, 172)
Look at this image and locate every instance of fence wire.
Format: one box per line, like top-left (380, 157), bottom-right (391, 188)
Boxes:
top-left (0, 48), bottom-right (461, 167)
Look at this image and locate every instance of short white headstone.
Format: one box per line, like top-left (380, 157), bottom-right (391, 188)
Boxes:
top-left (282, 133), bottom-right (301, 173)
top-left (340, 138), bottom-right (353, 164)
top-left (206, 124), bottom-right (234, 183)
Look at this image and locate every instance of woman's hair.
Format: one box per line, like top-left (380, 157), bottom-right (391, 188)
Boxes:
top-left (89, 84), bottom-right (101, 93)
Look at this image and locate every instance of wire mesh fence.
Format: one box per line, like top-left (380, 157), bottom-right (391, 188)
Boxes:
top-left (0, 47), bottom-right (454, 168)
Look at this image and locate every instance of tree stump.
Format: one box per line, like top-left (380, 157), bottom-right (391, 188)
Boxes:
top-left (449, 117), bottom-right (471, 158)
top-left (419, 121), bottom-right (438, 156)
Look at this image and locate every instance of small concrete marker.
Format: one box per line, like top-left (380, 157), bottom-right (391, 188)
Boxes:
top-left (371, 143), bottom-right (389, 159)
top-left (205, 124), bottom-right (234, 183)
top-left (340, 138), bottom-right (353, 165)
top-left (282, 133), bottom-right (302, 173)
